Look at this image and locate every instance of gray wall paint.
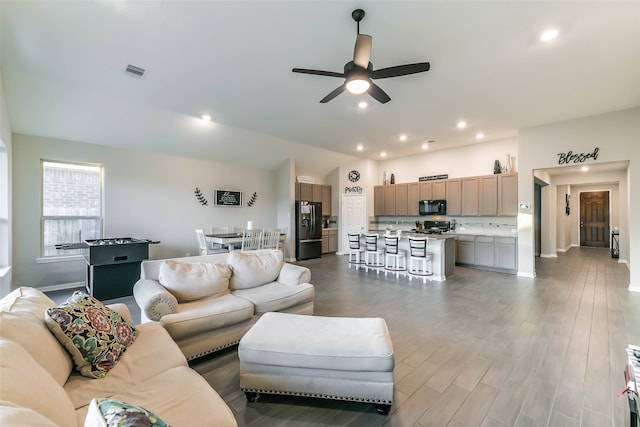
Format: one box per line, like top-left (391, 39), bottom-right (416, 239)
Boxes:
top-left (12, 133), bottom-right (278, 289)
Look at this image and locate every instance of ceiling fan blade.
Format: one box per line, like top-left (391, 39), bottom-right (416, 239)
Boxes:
top-left (353, 34), bottom-right (372, 69)
top-left (370, 62), bottom-right (430, 79)
top-left (292, 68), bottom-right (344, 78)
top-left (319, 85), bottom-right (346, 103)
top-left (368, 82), bottom-right (391, 104)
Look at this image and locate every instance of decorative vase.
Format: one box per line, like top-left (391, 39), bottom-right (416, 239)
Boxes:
top-left (493, 160), bottom-right (502, 174)
top-left (390, 173), bottom-right (395, 184)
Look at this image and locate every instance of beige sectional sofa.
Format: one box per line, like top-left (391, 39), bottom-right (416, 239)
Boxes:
top-left (133, 249), bottom-right (314, 361)
top-left (0, 287), bottom-right (237, 426)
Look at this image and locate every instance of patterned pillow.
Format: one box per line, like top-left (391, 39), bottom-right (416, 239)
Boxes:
top-left (84, 398), bottom-right (167, 427)
top-left (45, 291), bottom-right (138, 379)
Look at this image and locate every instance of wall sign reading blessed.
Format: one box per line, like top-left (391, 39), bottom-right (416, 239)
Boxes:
top-left (344, 186), bottom-right (363, 194)
top-left (213, 190), bottom-right (242, 207)
top-left (419, 174), bottom-right (448, 182)
top-left (557, 147), bottom-right (599, 165)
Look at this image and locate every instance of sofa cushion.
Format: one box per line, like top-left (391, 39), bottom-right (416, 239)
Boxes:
top-left (160, 293), bottom-right (254, 341)
top-left (45, 291), bottom-right (138, 379)
top-left (159, 261), bottom-right (231, 302)
top-left (64, 322), bottom-right (187, 408)
top-left (84, 398), bottom-right (167, 427)
top-left (0, 287), bottom-right (74, 386)
top-left (0, 401), bottom-right (59, 427)
top-left (228, 249), bottom-right (283, 290)
top-left (73, 367), bottom-right (238, 427)
top-left (232, 281), bottom-right (315, 314)
top-left (0, 339), bottom-right (77, 426)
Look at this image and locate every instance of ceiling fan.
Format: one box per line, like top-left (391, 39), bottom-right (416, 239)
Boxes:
top-left (292, 9), bottom-right (430, 104)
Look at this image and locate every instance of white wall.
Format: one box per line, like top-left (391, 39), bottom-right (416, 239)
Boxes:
top-left (519, 107), bottom-right (640, 289)
top-left (0, 68), bottom-right (13, 295)
top-left (12, 133), bottom-right (278, 290)
top-left (377, 138), bottom-right (518, 183)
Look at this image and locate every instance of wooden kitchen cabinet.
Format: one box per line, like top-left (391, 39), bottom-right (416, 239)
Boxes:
top-left (407, 182), bottom-right (420, 215)
top-left (456, 235), bottom-right (475, 264)
top-left (498, 173), bottom-right (518, 216)
top-left (446, 179), bottom-right (462, 215)
top-left (433, 181), bottom-right (446, 200)
top-left (474, 236), bottom-right (495, 266)
top-left (322, 229), bottom-right (338, 253)
top-left (462, 177), bottom-right (479, 216)
top-left (479, 175), bottom-right (498, 216)
top-left (321, 185), bottom-right (331, 216)
top-left (419, 181), bottom-right (433, 200)
top-left (297, 183), bottom-right (313, 201)
top-left (374, 185), bottom-right (384, 216)
top-left (495, 236), bottom-right (517, 270)
top-left (395, 183), bottom-right (408, 216)
top-left (312, 184), bottom-right (323, 203)
top-left (383, 185), bottom-right (396, 215)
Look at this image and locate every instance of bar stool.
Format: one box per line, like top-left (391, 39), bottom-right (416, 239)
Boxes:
top-left (364, 233), bottom-right (385, 273)
top-left (407, 236), bottom-right (433, 283)
top-left (384, 235), bottom-right (407, 278)
top-left (347, 233), bottom-right (365, 267)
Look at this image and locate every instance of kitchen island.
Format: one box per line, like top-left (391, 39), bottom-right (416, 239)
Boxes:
top-left (368, 232), bottom-right (456, 281)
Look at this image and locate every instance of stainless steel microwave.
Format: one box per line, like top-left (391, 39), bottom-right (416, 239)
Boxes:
top-left (419, 199), bottom-right (447, 216)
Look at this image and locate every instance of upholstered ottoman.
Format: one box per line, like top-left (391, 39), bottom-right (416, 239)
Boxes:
top-left (238, 312), bottom-right (395, 414)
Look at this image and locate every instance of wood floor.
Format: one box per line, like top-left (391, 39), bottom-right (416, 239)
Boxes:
top-left (47, 247), bottom-right (640, 426)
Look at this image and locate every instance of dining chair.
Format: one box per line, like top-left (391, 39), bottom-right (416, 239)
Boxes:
top-left (347, 233), bottom-right (365, 267)
top-left (364, 233), bottom-right (385, 273)
top-left (261, 229), bottom-right (281, 250)
top-left (241, 229), bottom-right (263, 251)
top-left (407, 236), bottom-right (433, 283)
top-left (383, 235), bottom-right (407, 278)
top-left (209, 226), bottom-right (230, 250)
top-left (195, 229), bottom-right (227, 255)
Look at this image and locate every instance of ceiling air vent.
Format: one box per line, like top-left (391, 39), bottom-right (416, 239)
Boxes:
top-left (125, 64), bottom-right (146, 77)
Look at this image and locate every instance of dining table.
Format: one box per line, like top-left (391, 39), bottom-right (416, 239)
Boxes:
top-left (205, 231), bottom-right (287, 252)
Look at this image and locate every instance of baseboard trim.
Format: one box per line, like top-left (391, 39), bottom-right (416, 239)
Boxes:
top-left (540, 253), bottom-right (558, 258)
top-left (517, 271), bottom-right (536, 278)
top-left (37, 282), bottom-right (85, 293)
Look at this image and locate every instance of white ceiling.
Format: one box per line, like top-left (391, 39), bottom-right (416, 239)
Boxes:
top-left (2, 1), bottom-right (639, 176)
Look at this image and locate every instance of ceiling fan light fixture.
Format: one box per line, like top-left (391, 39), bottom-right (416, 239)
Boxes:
top-left (346, 76), bottom-right (370, 94)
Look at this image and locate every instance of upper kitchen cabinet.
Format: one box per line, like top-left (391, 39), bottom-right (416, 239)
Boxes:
top-left (296, 182), bottom-right (327, 205)
top-left (498, 173), bottom-right (518, 216)
top-left (433, 181), bottom-right (446, 200)
top-left (462, 177), bottom-right (479, 216)
top-left (374, 185), bottom-right (384, 216)
top-left (321, 185), bottom-right (331, 216)
top-left (297, 183), bottom-right (313, 201)
top-left (479, 175), bottom-right (498, 216)
top-left (395, 183), bottom-right (409, 216)
top-left (446, 179), bottom-right (462, 216)
top-left (407, 182), bottom-right (420, 216)
top-left (383, 185), bottom-right (396, 215)
top-left (419, 181), bottom-right (432, 200)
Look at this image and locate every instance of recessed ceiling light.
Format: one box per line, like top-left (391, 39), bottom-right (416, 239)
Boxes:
top-left (201, 114), bottom-right (212, 121)
top-left (422, 143), bottom-right (429, 149)
top-left (380, 152), bottom-right (387, 157)
top-left (457, 121), bottom-right (467, 129)
top-left (399, 134), bottom-right (407, 141)
top-left (358, 101), bottom-right (368, 109)
top-left (476, 132), bottom-right (485, 140)
top-left (581, 166), bottom-right (589, 172)
top-left (356, 144), bottom-right (364, 151)
top-left (540, 28), bottom-right (559, 42)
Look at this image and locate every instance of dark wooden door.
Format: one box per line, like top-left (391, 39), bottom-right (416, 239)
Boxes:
top-left (580, 191), bottom-right (609, 247)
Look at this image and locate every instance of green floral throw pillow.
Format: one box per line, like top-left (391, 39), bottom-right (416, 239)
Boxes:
top-left (85, 398), bottom-right (168, 427)
top-left (45, 291), bottom-right (138, 379)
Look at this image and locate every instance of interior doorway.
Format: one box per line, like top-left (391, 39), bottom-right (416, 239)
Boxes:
top-left (341, 194), bottom-right (366, 254)
top-left (580, 191), bottom-right (609, 247)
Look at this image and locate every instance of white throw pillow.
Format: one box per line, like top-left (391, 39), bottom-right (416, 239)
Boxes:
top-left (159, 261), bottom-right (231, 302)
top-left (228, 249), bottom-right (283, 290)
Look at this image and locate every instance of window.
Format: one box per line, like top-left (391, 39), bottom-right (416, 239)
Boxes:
top-left (42, 161), bottom-right (103, 256)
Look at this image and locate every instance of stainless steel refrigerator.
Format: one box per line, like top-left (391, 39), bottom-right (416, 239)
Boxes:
top-left (295, 201), bottom-right (323, 260)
